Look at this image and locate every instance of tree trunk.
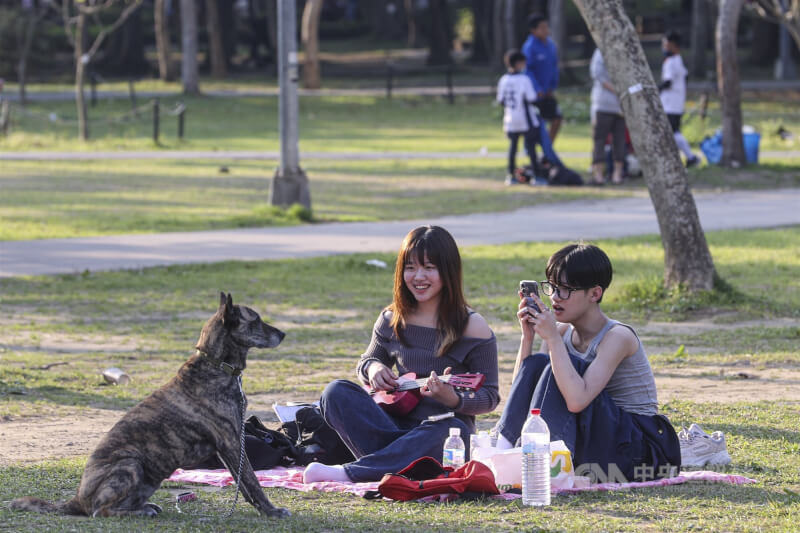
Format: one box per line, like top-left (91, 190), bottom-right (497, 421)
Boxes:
top-left (427, 0), bottom-right (453, 65)
top-left (548, 0), bottom-right (565, 66)
top-left (155, 0), bottom-right (174, 81)
top-left (492, 0), bottom-right (506, 70)
top-left (573, 0), bottom-right (716, 291)
top-left (181, 0), bottom-right (200, 94)
top-left (205, 0), bottom-right (227, 77)
top-left (17, 9), bottom-right (40, 105)
top-left (504, 0), bottom-right (516, 50)
top-left (689, 0), bottom-right (708, 78)
top-left (265, 0), bottom-right (278, 53)
top-left (469, 0), bottom-right (492, 64)
top-left (301, 0), bottom-right (323, 89)
top-left (75, 12), bottom-right (89, 141)
top-left (716, 0), bottom-right (746, 167)
top-left (405, 0), bottom-right (418, 47)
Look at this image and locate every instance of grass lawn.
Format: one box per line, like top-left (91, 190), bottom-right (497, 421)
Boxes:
top-left (2, 91), bottom-right (800, 154)
top-left (2, 156), bottom-right (798, 241)
top-left (0, 158), bottom-right (632, 241)
top-left (0, 227), bottom-right (798, 532)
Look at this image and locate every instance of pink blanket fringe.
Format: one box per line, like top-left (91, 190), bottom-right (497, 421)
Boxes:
top-left (167, 467), bottom-right (755, 501)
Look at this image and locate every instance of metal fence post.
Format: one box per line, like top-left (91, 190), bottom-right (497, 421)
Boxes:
top-left (0, 99), bottom-right (9, 136)
top-left (129, 79), bottom-right (138, 116)
top-left (153, 98), bottom-right (160, 144)
top-left (177, 102), bottom-right (185, 140)
top-left (446, 65), bottom-right (454, 105)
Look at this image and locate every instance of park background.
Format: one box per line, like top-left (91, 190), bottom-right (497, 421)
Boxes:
top-left (0, 0), bottom-right (799, 531)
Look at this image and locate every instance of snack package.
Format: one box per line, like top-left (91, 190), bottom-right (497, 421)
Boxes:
top-left (550, 440), bottom-right (575, 489)
top-left (473, 439), bottom-right (578, 492)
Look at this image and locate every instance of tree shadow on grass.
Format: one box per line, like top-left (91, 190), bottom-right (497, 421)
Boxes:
top-left (709, 422), bottom-right (800, 445)
top-left (1, 384), bottom-right (133, 412)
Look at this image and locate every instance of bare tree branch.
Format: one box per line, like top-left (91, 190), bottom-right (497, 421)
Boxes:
top-left (85, 0), bottom-right (144, 59)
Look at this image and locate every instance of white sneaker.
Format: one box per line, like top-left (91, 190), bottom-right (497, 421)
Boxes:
top-left (678, 424), bottom-right (732, 467)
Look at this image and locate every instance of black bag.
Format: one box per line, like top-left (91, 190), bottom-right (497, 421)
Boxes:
top-left (244, 415), bottom-right (298, 469)
top-left (548, 164), bottom-right (584, 186)
top-left (281, 406), bottom-right (355, 466)
top-left (183, 415), bottom-right (297, 471)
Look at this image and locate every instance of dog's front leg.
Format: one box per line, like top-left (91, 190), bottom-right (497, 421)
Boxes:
top-left (217, 446), bottom-right (290, 518)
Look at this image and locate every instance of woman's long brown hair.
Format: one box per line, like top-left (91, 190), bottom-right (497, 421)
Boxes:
top-left (388, 225), bottom-right (469, 357)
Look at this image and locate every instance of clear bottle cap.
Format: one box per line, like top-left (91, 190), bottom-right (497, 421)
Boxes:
top-left (449, 427), bottom-right (461, 436)
top-left (478, 430), bottom-right (488, 436)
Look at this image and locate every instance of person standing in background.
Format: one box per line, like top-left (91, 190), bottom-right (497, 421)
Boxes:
top-left (659, 31), bottom-right (700, 168)
top-left (497, 50), bottom-right (542, 185)
top-left (522, 13), bottom-right (563, 146)
top-left (589, 48), bottom-right (626, 185)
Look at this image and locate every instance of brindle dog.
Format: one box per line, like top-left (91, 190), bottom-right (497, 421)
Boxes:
top-left (11, 293), bottom-right (289, 518)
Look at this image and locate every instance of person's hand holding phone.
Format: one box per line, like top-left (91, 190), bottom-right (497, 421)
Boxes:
top-left (525, 291), bottom-right (559, 343)
top-left (518, 280), bottom-right (540, 342)
top-left (517, 295), bottom-right (538, 342)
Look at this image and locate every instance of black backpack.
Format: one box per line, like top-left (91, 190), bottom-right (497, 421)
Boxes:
top-left (182, 415), bottom-right (297, 471)
top-left (548, 165), bottom-right (584, 186)
top-left (281, 406), bottom-right (355, 466)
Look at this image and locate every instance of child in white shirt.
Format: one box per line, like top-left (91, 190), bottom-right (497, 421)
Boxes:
top-left (497, 50), bottom-right (542, 185)
top-left (660, 31), bottom-right (699, 167)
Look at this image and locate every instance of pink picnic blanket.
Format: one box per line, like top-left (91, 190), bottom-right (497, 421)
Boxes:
top-left (167, 467), bottom-right (755, 500)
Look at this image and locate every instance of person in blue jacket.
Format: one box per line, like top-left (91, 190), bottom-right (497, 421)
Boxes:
top-left (521, 13), bottom-right (563, 146)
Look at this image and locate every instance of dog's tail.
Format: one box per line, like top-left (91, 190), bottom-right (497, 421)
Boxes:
top-left (10, 496), bottom-right (85, 515)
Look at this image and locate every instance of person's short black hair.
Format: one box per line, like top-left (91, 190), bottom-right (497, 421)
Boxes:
top-left (545, 243), bottom-right (613, 303)
top-left (504, 49), bottom-right (527, 69)
top-left (665, 30), bottom-right (681, 47)
top-left (528, 13), bottom-right (547, 30)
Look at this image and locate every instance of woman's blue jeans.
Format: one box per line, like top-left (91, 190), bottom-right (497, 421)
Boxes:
top-left (319, 379), bottom-right (471, 482)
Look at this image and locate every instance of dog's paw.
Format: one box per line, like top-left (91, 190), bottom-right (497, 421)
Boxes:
top-left (264, 506), bottom-right (291, 518)
top-left (143, 502), bottom-right (163, 516)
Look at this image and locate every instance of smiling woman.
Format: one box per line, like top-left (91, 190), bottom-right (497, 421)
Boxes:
top-left (302, 225), bottom-right (500, 483)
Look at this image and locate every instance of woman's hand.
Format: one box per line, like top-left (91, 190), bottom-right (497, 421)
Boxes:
top-left (525, 292), bottom-right (559, 343)
top-left (420, 367), bottom-right (460, 409)
top-left (367, 362), bottom-right (398, 391)
top-left (517, 292), bottom-right (537, 342)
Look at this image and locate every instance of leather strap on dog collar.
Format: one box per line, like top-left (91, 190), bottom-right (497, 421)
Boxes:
top-left (196, 350), bottom-right (243, 377)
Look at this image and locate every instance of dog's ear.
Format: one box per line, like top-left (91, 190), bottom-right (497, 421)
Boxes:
top-left (218, 291), bottom-right (227, 310)
top-left (223, 293), bottom-right (238, 325)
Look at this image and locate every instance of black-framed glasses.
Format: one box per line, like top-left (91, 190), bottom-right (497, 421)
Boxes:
top-left (540, 281), bottom-right (588, 300)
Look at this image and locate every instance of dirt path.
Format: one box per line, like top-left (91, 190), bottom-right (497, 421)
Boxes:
top-left (3, 366), bottom-right (798, 466)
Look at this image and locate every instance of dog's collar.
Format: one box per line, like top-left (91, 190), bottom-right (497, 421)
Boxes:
top-left (196, 349), bottom-right (243, 377)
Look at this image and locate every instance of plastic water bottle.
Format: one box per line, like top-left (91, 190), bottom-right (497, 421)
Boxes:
top-left (521, 408), bottom-right (550, 506)
top-left (442, 427), bottom-right (465, 467)
top-left (470, 429), bottom-right (492, 454)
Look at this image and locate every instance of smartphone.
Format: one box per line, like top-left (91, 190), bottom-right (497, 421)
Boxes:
top-left (519, 280), bottom-right (541, 313)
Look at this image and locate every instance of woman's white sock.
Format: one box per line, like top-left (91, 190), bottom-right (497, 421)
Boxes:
top-left (302, 462), bottom-right (351, 483)
top-left (495, 433), bottom-right (515, 450)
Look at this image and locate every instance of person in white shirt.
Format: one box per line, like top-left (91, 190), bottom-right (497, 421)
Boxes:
top-left (497, 50), bottom-right (541, 185)
top-left (660, 31), bottom-right (699, 168)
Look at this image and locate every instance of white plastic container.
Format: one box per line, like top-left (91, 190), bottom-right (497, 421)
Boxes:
top-left (442, 427), bottom-right (465, 467)
top-left (521, 408), bottom-right (550, 506)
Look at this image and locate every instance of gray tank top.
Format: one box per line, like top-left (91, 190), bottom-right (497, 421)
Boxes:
top-left (562, 320), bottom-right (658, 416)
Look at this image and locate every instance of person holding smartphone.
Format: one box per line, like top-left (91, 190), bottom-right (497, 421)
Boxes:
top-left (492, 243), bottom-right (680, 481)
top-left (303, 225), bottom-right (499, 483)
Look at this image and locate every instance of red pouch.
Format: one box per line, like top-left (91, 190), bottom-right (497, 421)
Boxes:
top-left (367, 456), bottom-right (499, 501)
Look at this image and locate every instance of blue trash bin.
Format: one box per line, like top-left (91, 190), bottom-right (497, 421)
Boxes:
top-left (743, 132), bottom-right (761, 164)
